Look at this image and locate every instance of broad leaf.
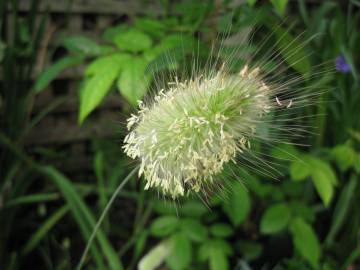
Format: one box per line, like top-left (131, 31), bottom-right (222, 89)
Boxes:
top-left (331, 144), bottom-right (356, 171)
top-left (150, 216), bottom-right (179, 237)
top-left (260, 203), bottom-right (291, 234)
top-left (209, 223), bottom-right (234, 238)
top-left (34, 55), bottom-right (84, 93)
top-left (117, 56), bottom-right (150, 105)
top-left (79, 55), bottom-right (127, 123)
top-left (166, 233), bottom-right (192, 270)
top-left (180, 218), bottom-right (207, 242)
top-left (63, 36), bottom-right (102, 56)
top-left (304, 156), bottom-right (337, 206)
top-left (223, 181), bottom-right (251, 226)
top-left (114, 29), bottom-right (153, 52)
top-left (290, 159), bottom-right (311, 181)
top-left (289, 217), bottom-right (321, 269)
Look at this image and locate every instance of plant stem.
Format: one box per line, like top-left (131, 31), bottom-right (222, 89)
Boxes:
top-left (76, 166), bottom-right (139, 270)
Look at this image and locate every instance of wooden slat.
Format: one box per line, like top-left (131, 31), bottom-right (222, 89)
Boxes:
top-left (13, 0), bottom-right (163, 15)
top-left (32, 94), bottom-right (124, 113)
top-left (24, 114), bottom-right (122, 145)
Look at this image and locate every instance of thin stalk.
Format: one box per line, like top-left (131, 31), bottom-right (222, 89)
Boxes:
top-left (76, 166), bottom-right (139, 270)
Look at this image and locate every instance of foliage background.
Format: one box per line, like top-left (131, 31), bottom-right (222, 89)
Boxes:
top-left (0, 0), bottom-right (360, 269)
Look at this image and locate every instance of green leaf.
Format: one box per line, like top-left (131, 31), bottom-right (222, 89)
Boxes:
top-left (79, 55), bottom-right (125, 123)
top-left (5, 193), bottom-right (59, 207)
top-left (102, 25), bottom-right (129, 43)
top-left (331, 144), bottom-right (356, 171)
top-left (260, 203), bottom-right (291, 234)
top-left (271, 144), bottom-right (300, 161)
top-left (63, 36), bottom-right (102, 56)
top-left (152, 200), bottom-right (177, 216)
top-left (354, 154), bottom-right (360, 173)
top-left (289, 217), bottom-right (321, 269)
top-left (33, 56), bottom-right (84, 93)
top-left (198, 239), bottom-right (232, 263)
top-left (208, 240), bottom-right (231, 270)
top-left (113, 29), bottom-right (153, 52)
top-left (237, 241), bottom-right (263, 261)
top-left (179, 200), bottom-right (208, 218)
top-left (85, 53), bottom-right (129, 76)
top-left (269, 24), bottom-right (311, 75)
top-left (138, 242), bottom-right (169, 270)
top-left (166, 233), bottom-right (192, 270)
top-left (222, 181), bottom-right (251, 226)
top-left (144, 34), bottom-right (196, 74)
top-left (134, 18), bottom-right (166, 37)
top-left (290, 160), bottom-right (311, 181)
top-left (326, 175), bottom-right (357, 244)
top-left (0, 40), bottom-right (6, 62)
top-left (39, 166), bottom-right (122, 270)
top-left (134, 231), bottom-right (149, 259)
top-left (209, 223), bottom-right (234, 238)
top-left (304, 156), bottom-right (337, 206)
top-left (180, 218), bottom-right (207, 242)
top-left (22, 205), bottom-right (69, 254)
top-left (150, 216), bottom-right (179, 237)
top-left (289, 201), bottom-right (315, 223)
top-left (117, 56), bottom-right (150, 105)
top-left (270, 0), bottom-right (289, 16)
top-left (247, 0), bottom-right (257, 7)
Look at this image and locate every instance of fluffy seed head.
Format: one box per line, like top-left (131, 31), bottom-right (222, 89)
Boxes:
top-left (123, 65), bottom-right (277, 198)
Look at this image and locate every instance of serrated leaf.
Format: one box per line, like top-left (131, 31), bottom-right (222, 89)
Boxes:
top-left (209, 223), bottom-right (234, 238)
top-left (150, 216), bottom-right (179, 237)
top-left (260, 203), bottom-right (291, 234)
top-left (117, 56), bottom-right (150, 105)
top-left (223, 181), bottom-right (251, 226)
top-left (289, 217), bottom-right (321, 269)
top-left (63, 36), bottom-right (102, 56)
top-left (114, 29), bottom-right (153, 52)
top-left (180, 218), bottom-right (207, 242)
top-left (34, 56), bottom-right (84, 93)
top-left (166, 233), bottom-right (192, 270)
top-left (79, 56), bottom-right (123, 123)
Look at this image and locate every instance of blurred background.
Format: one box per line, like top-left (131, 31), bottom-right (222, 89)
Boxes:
top-left (0, 0), bottom-right (359, 269)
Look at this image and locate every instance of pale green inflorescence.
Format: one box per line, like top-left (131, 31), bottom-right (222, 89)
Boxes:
top-left (123, 66), bottom-right (273, 198)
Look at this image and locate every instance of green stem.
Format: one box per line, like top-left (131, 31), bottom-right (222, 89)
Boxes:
top-left (76, 166), bottom-right (139, 270)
